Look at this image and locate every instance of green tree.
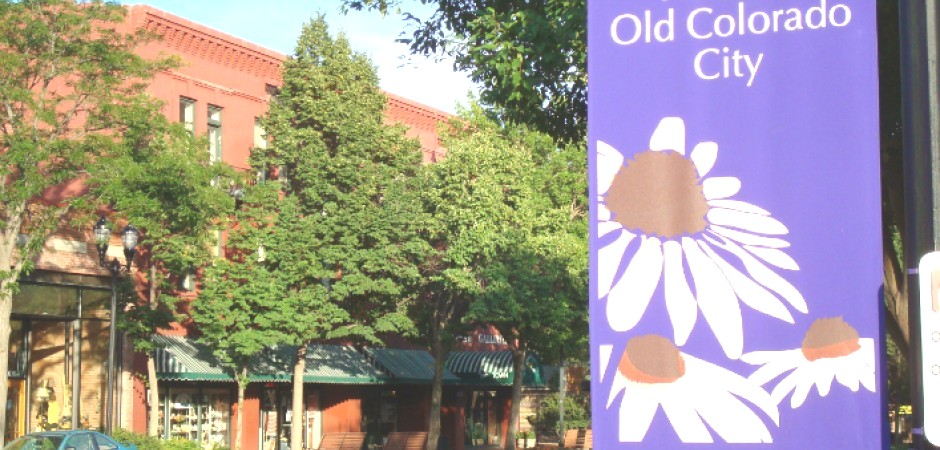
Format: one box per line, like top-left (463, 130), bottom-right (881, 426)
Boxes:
top-left (447, 109), bottom-right (585, 450)
top-left (255, 16), bottom-right (427, 450)
top-left (191, 181), bottom-right (286, 450)
top-left (92, 114), bottom-right (234, 437)
top-left (342, 0), bottom-right (586, 143)
top-left (0, 0), bottom-right (172, 440)
top-left (415, 106), bottom-right (586, 450)
top-left (416, 106), bottom-right (523, 450)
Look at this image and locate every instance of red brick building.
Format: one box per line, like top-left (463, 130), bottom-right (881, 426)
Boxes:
top-left (8, 5), bottom-right (543, 450)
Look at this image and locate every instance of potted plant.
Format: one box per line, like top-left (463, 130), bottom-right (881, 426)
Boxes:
top-left (472, 423), bottom-right (485, 446)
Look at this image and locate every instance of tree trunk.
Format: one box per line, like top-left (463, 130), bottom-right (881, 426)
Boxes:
top-left (236, 368), bottom-right (247, 450)
top-left (0, 293), bottom-right (12, 447)
top-left (291, 343), bottom-right (307, 450)
top-left (148, 265), bottom-right (161, 436)
top-left (504, 347), bottom-right (525, 450)
top-left (0, 250), bottom-right (17, 447)
top-left (147, 356), bottom-right (159, 436)
top-left (426, 327), bottom-right (444, 450)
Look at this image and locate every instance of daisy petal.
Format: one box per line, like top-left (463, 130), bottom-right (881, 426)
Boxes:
top-left (683, 237), bottom-right (743, 358)
top-left (691, 141), bottom-right (718, 176)
top-left (618, 384), bottom-right (659, 442)
top-left (707, 225), bottom-right (791, 249)
top-left (745, 352), bottom-right (804, 387)
top-left (741, 348), bottom-right (802, 365)
top-left (687, 354), bottom-right (780, 425)
top-left (770, 365), bottom-right (807, 406)
top-left (607, 237), bottom-right (663, 332)
top-left (745, 246), bottom-right (800, 271)
top-left (598, 220), bottom-right (621, 238)
top-left (702, 177), bottom-right (742, 200)
top-left (663, 240), bottom-right (698, 345)
top-left (835, 362), bottom-right (861, 392)
top-left (598, 202), bottom-right (612, 222)
top-left (607, 372), bottom-right (629, 408)
top-left (707, 208), bottom-right (789, 235)
top-left (650, 117), bottom-right (686, 155)
top-left (813, 360), bottom-right (836, 397)
top-left (707, 236), bottom-right (808, 313)
top-left (696, 389), bottom-right (774, 443)
top-left (707, 199), bottom-right (770, 216)
top-left (661, 393), bottom-right (713, 443)
top-left (790, 371), bottom-right (813, 408)
top-left (598, 231), bottom-right (634, 298)
top-left (597, 141), bottom-right (624, 194)
top-left (700, 242), bottom-right (794, 323)
top-left (599, 345), bottom-right (613, 382)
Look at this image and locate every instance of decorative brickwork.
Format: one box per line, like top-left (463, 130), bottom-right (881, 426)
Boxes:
top-left (133, 6), bottom-right (284, 82)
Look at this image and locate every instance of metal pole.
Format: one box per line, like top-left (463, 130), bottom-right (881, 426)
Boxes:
top-left (72, 295), bottom-right (81, 430)
top-left (105, 268), bottom-right (117, 435)
top-left (900, 1), bottom-right (940, 448)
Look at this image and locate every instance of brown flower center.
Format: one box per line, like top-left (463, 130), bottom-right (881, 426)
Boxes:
top-left (801, 317), bottom-right (861, 361)
top-left (618, 334), bottom-right (685, 384)
top-left (605, 150), bottom-right (709, 239)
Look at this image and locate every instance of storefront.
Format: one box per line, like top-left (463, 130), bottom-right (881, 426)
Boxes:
top-left (6, 272), bottom-right (114, 440)
top-left (445, 350), bottom-right (546, 449)
top-left (146, 336), bottom-right (544, 450)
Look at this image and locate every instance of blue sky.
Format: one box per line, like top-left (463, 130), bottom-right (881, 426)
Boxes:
top-left (119, 0), bottom-right (474, 113)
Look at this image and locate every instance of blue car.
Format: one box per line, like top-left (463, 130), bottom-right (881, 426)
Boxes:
top-left (2, 431), bottom-right (137, 450)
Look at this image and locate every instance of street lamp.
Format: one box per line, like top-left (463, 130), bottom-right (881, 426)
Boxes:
top-left (93, 215), bottom-right (138, 435)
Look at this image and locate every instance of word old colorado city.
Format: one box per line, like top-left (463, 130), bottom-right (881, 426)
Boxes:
top-left (608, 1), bottom-right (853, 87)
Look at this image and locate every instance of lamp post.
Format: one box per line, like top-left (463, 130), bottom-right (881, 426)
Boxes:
top-left (93, 215), bottom-right (138, 435)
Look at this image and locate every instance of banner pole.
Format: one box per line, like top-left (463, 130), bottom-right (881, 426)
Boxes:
top-left (900, 1), bottom-right (940, 448)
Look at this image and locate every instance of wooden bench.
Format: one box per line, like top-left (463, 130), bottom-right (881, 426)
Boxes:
top-left (318, 432), bottom-right (366, 450)
top-left (561, 429), bottom-right (592, 449)
top-left (382, 431), bottom-right (428, 450)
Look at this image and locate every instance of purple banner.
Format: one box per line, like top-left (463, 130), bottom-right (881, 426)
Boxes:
top-left (587, 1), bottom-right (884, 448)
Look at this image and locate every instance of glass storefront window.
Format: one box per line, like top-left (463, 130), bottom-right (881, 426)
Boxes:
top-left (159, 387), bottom-right (231, 449)
top-left (8, 321), bottom-right (25, 378)
top-left (13, 285), bottom-right (76, 317)
top-left (465, 391), bottom-right (501, 446)
top-left (80, 289), bottom-right (110, 319)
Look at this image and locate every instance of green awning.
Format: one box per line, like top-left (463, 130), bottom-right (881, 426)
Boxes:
top-left (153, 335), bottom-right (232, 382)
top-left (153, 336), bottom-right (386, 384)
top-left (251, 344), bottom-right (386, 384)
top-left (445, 351), bottom-right (545, 387)
top-left (363, 347), bottom-right (460, 384)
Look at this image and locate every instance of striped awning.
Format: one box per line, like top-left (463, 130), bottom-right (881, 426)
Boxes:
top-left (251, 344), bottom-right (386, 384)
top-left (152, 335), bottom-right (386, 384)
top-left (153, 335), bottom-right (232, 381)
top-left (362, 347), bottom-right (460, 384)
top-left (445, 351), bottom-right (545, 387)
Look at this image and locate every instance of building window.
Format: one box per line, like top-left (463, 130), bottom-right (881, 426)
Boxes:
top-left (158, 387), bottom-right (231, 448)
top-left (179, 97), bottom-right (195, 135)
top-left (254, 118), bottom-right (267, 149)
top-left (208, 105), bottom-right (222, 163)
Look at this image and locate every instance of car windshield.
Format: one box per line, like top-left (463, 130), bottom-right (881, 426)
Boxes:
top-left (4, 435), bottom-right (63, 450)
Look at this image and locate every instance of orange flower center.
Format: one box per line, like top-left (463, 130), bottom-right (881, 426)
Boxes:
top-left (605, 150), bottom-right (709, 239)
top-left (801, 317), bottom-right (861, 361)
top-left (618, 334), bottom-right (685, 384)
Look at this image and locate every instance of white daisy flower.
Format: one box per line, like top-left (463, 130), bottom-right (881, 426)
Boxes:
top-left (597, 117), bottom-right (807, 358)
top-left (741, 317), bottom-right (876, 408)
top-left (606, 335), bottom-right (779, 443)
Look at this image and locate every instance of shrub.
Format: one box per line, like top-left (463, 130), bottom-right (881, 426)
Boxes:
top-left (110, 429), bottom-right (227, 450)
top-left (527, 393), bottom-right (591, 438)
top-left (111, 429), bottom-right (163, 450)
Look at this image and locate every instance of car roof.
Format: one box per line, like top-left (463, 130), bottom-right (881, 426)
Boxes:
top-left (24, 431), bottom-right (98, 437)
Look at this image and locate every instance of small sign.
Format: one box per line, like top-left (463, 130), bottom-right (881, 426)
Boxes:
top-left (919, 252), bottom-right (940, 444)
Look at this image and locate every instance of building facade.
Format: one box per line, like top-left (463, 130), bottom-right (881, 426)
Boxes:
top-left (8, 5), bottom-right (544, 450)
